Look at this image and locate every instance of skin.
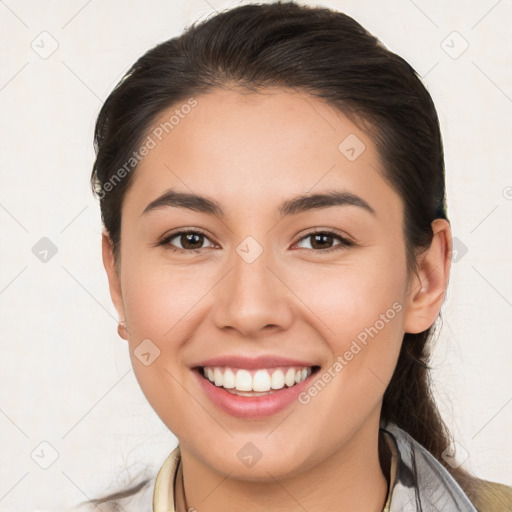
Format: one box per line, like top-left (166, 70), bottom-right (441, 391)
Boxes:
top-left (102, 87), bottom-right (452, 512)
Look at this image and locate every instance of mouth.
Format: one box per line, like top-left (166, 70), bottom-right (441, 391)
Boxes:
top-left (194, 365), bottom-right (322, 397)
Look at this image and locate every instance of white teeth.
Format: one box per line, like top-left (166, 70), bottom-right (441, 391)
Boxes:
top-left (223, 369), bottom-right (236, 389)
top-left (285, 368), bottom-right (296, 387)
top-left (253, 370), bottom-right (271, 392)
top-left (235, 369), bottom-right (252, 391)
top-left (271, 369), bottom-right (285, 390)
top-left (214, 368), bottom-right (223, 387)
top-left (201, 366), bottom-right (313, 392)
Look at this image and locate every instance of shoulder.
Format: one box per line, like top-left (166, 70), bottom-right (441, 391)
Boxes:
top-left (470, 478), bottom-right (512, 511)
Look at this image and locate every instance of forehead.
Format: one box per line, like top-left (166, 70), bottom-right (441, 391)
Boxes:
top-left (123, 87), bottom-right (402, 224)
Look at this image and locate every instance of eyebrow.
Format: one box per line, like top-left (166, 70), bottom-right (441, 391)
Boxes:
top-left (141, 188), bottom-right (376, 218)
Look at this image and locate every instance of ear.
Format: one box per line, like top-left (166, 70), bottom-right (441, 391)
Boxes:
top-left (101, 230), bottom-right (127, 340)
top-left (403, 218), bottom-right (452, 334)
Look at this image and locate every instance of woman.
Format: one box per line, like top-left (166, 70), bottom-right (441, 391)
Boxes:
top-left (72, 2), bottom-right (512, 511)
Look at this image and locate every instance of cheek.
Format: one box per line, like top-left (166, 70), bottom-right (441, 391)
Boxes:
top-left (295, 249), bottom-right (406, 413)
top-left (121, 258), bottom-right (213, 339)
top-left (119, 258), bottom-right (218, 417)
top-left (119, 264), bottom-right (202, 434)
top-left (294, 249), bottom-right (407, 345)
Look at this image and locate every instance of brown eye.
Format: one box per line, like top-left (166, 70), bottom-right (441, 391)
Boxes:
top-left (309, 233), bottom-right (336, 250)
top-left (177, 232), bottom-right (204, 250)
top-left (161, 230), bottom-right (215, 252)
top-left (295, 231), bottom-right (353, 252)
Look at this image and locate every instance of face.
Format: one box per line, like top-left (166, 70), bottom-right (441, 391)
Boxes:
top-left (103, 87), bottom-right (445, 481)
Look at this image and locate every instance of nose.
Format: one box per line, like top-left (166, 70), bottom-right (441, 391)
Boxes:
top-left (213, 246), bottom-right (294, 338)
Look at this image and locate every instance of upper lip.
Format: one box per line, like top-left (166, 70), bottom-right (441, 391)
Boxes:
top-left (193, 355), bottom-right (320, 370)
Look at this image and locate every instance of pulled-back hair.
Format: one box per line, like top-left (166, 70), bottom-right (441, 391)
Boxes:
top-left (88, 1), bottom-right (489, 507)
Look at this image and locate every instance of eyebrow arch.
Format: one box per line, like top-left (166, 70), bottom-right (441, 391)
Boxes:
top-left (141, 188), bottom-right (376, 218)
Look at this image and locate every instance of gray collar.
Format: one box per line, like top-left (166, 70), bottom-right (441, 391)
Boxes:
top-left (380, 421), bottom-right (477, 511)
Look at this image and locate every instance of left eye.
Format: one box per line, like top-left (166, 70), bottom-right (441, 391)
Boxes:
top-left (294, 231), bottom-right (353, 252)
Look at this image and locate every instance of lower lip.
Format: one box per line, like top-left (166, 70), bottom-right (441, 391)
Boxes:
top-left (193, 368), bottom-right (316, 419)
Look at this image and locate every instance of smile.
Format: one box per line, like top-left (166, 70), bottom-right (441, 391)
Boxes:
top-left (193, 365), bottom-right (321, 418)
top-left (200, 366), bottom-right (314, 394)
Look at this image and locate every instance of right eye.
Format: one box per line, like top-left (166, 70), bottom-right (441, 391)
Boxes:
top-left (160, 229), bottom-right (217, 253)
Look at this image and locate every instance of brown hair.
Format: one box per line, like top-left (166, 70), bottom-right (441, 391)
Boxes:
top-left (88, 1), bottom-right (486, 506)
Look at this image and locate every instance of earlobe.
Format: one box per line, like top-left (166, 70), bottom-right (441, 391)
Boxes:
top-left (101, 231), bottom-right (127, 339)
top-left (403, 219), bottom-right (452, 334)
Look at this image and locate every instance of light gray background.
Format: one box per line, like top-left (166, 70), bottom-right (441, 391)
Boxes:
top-left (0, 0), bottom-right (511, 510)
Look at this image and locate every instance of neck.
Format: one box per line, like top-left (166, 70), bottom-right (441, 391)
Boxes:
top-left (175, 420), bottom-right (390, 512)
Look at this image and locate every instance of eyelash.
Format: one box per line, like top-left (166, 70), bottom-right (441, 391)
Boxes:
top-left (158, 228), bottom-right (354, 254)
